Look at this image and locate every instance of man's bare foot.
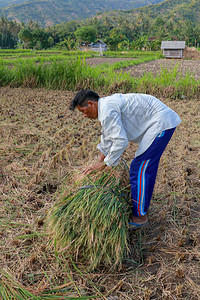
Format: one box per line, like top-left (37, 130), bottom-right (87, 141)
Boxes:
top-left (131, 214), bottom-right (148, 225)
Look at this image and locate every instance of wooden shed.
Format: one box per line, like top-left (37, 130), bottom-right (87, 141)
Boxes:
top-left (161, 41), bottom-right (186, 58)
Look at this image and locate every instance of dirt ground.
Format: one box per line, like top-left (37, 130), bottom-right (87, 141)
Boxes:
top-left (0, 67), bottom-right (200, 298)
top-left (124, 59), bottom-right (200, 81)
top-left (86, 57), bottom-right (138, 66)
top-left (86, 57), bottom-right (200, 81)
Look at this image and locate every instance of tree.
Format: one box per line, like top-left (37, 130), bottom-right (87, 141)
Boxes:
top-left (0, 17), bottom-right (21, 48)
top-left (18, 27), bottom-right (33, 48)
top-left (56, 37), bottom-right (78, 50)
top-left (8, 20), bottom-right (21, 48)
top-left (0, 17), bottom-right (8, 48)
top-left (105, 28), bottom-right (126, 51)
top-left (75, 25), bottom-right (97, 43)
top-left (118, 39), bottom-right (130, 51)
top-left (47, 36), bottom-right (54, 48)
top-left (155, 17), bottom-right (165, 28)
top-left (31, 28), bottom-right (50, 49)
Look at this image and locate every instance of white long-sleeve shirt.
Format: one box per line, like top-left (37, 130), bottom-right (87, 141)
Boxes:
top-left (97, 93), bottom-right (181, 166)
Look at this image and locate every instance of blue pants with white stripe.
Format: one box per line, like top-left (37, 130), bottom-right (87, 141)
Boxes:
top-left (130, 127), bottom-right (176, 217)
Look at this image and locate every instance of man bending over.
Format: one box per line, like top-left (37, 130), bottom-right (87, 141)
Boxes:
top-left (69, 90), bottom-right (181, 229)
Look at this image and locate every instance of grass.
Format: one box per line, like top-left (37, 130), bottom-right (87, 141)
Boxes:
top-left (136, 64), bottom-right (200, 98)
top-left (0, 49), bottom-right (199, 98)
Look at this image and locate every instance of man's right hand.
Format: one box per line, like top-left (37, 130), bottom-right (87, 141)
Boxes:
top-left (82, 161), bottom-right (106, 175)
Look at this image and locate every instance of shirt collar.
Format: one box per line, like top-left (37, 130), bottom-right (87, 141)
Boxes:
top-left (98, 98), bottom-right (102, 121)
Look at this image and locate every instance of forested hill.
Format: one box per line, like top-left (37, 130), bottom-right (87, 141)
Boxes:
top-left (0, 0), bottom-right (27, 8)
top-left (100, 0), bottom-right (200, 26)
top-left (0, 0), bottom-right (166, 27)
top-left (0, 0), bottom-right (199, 50)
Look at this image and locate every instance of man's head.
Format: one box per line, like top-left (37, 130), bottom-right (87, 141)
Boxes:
top-left (69, 89), bottom-right (99, 119)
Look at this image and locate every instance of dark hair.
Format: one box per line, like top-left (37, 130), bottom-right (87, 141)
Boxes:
top-left (69, 89), bottom-right (99, 111)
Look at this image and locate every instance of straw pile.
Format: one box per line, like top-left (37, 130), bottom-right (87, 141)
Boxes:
top-left (49, 161), bottom-right (131, 269)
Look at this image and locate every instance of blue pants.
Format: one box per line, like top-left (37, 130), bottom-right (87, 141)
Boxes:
top-left (130, 127), bottom-right (176, 217)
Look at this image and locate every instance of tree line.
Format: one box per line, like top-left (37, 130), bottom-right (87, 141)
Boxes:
top-left (0, 12), bottom-right (199, 51)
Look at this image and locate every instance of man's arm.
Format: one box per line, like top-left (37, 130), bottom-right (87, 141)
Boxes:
top-left (99, 151), bottom-right (105, 162)
top-left (100, 111), bottom-right (129, 166)
top-left (82, 104), bottom-right (129, 174)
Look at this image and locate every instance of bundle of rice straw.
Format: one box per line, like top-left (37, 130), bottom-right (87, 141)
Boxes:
top-left (49, 160), bottom-right (131, 269)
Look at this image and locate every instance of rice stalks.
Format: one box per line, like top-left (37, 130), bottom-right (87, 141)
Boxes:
top-left (0, 269), bottom-right (96, 299)
top-left (49, 161), bottom-right (131, 270)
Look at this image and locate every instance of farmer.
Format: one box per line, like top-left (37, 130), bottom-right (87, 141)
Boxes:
top-left (69, 90), bottom-right (181, 229)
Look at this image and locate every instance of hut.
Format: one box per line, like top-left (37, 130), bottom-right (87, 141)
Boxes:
top-left (161, 41), bottom-right (186, 58)
top-left (80, 40), bottom-right (107, 54)
top-left (89, 40), bottom-right (107, 52)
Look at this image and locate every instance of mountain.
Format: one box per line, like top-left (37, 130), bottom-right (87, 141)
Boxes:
top-left (0, 0), bottom-right (27, 8)
top-left (0, 0), bottom-right (166, 27)
top-left (135, 0), bottom-right (200, 24)
top-left (98, 0), bottom-right (200, 27)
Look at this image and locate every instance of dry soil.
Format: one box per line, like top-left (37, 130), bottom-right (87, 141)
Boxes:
top-left (0, 59), bottom-right (199, 299)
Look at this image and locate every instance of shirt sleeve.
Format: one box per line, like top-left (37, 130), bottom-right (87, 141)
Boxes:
top-left (98, 110), bottom-right (129, 167)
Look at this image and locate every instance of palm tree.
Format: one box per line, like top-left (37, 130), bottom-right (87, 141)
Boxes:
top-left (0, 17), bottom-right (8, 48)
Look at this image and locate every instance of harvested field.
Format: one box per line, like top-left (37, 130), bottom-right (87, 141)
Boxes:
top-left (125, 59), bottom-right (200, 81)
top-left (0, 85), bottom-right (200, 299)
top-left (86, 57), bottom-right (200, 81)
top-left (86, 57), bottom-right (138, 66)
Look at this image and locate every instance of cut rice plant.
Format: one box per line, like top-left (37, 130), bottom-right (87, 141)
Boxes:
top-left (49, 161), bottom-right (131, 270)
top-left (0, 270), bottom-right (40, 300)
top-left (0, 269), bottom-right (95, 299)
